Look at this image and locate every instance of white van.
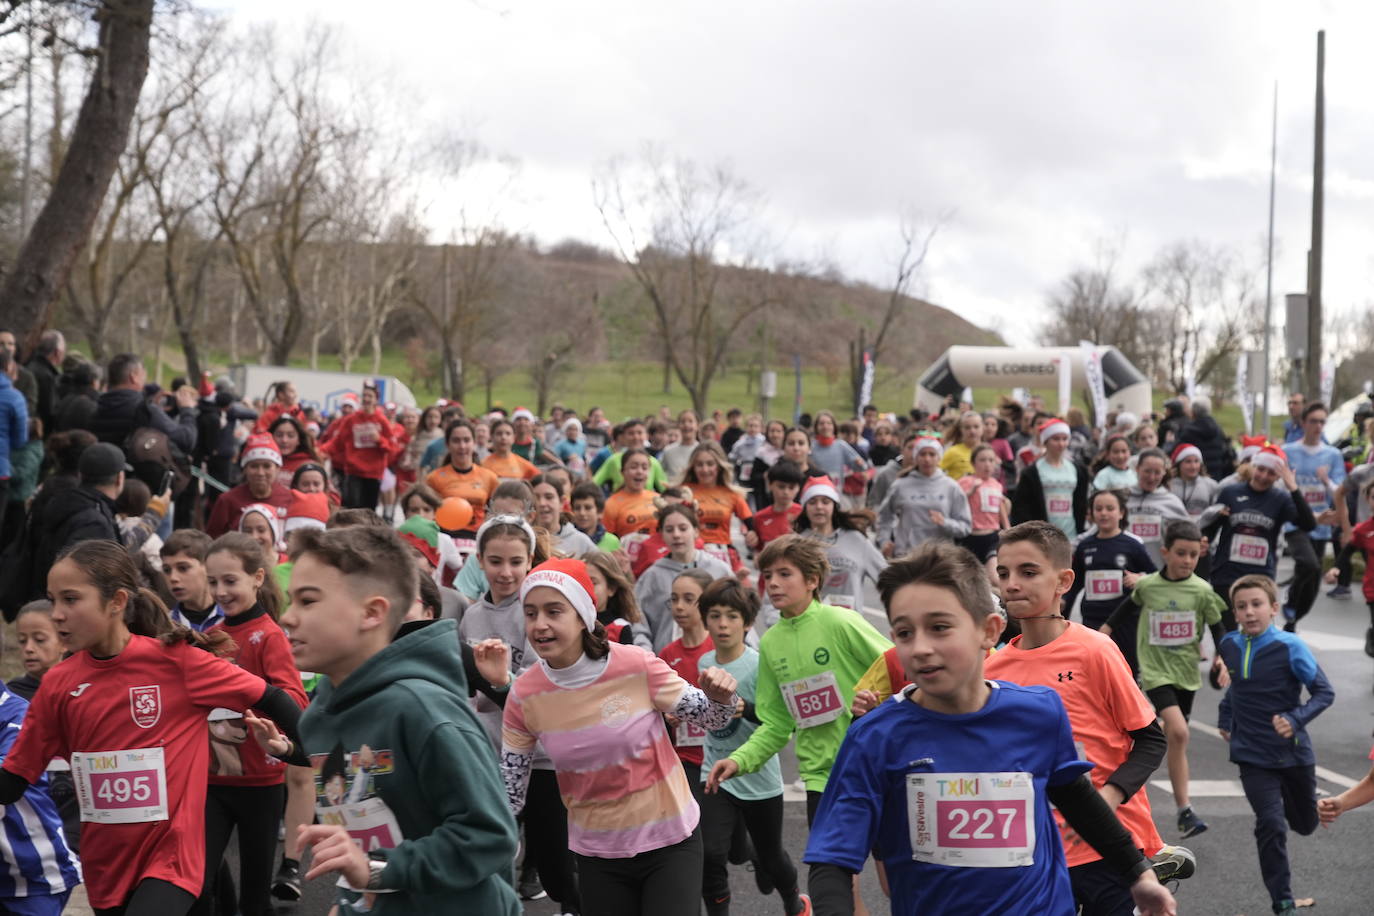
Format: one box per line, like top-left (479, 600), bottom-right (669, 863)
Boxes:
top-left (228, 364), bottom-right (421, 414)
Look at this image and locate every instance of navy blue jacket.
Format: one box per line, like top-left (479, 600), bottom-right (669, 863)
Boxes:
top-left (1218, 625), bottom-right (1333, 768)
top-left (1210, 481), bottom-right (1315, 589)
top-left (0, 374), bottom-right (28, 479)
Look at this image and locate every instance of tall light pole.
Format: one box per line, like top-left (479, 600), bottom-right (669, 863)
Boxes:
top-left (1306, 30), bottom-right (1325, 400)
top-left (1262, 83), bottom-right (1277, 435)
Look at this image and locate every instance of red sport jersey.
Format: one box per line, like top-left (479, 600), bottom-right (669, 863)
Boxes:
top-left (658, 636), bottom-right (715, 766)
top-left (4, 636), bottom-right (270, 909)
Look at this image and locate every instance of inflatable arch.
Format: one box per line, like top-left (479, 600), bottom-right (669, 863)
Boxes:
top-left (914, 346), bottom-right (1153, 420)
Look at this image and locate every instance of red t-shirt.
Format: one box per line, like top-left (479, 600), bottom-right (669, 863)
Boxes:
top-left (658, 635), bottom-right (715, 766)
top-left (752, 504), bottom-right (801, 546)
top-left (206, 482), bottom-right (292, 539)
top-left (209, 611), bottom-right (308, 787)
top-left (324, 410), bottom-right (401, 479)
top-left (984, 622), bottom-right (1163, 867)
top-left (4, 636), bottom-right (269, 909)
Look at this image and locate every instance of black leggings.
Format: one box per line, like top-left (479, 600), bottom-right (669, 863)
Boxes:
top-left (188, 783), bottom-right (284, 916)
top-left (701, 790), bottom-right (799, 910)
top-left (341, 474), bottom-right (382, 510)
top-left (524, 768), bottom-right (581, 912)
top-left (576, 830), bottom-right (703, 916)
top-left (1285, 532), bottom-right (1327, 626)
top-left (94, 879), bottom-right (196, 916)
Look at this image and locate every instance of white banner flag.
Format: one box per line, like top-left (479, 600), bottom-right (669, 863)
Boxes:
top-left (1056, 352), bottom-right (1073, 417)
top-left (1079, 341), bottom-right (1109, 431)
top-left (1236, 352), bottom-right (1253, 434)
top-left (1320, 360), bottom-right (1335, 409)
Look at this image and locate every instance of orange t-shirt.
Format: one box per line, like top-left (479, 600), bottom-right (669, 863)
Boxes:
top-left (482, 451), bottom-right (539, 481)
top-left (685, 484), bottom-right (752, 545)
top-left (425, 464), bottom-right (500, 529)
top-left (983, 621), bottom-right (1163, 867)
top-left (603, 488), bottom-right (660, 538)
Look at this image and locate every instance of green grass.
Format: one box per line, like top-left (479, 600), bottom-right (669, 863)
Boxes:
top-left (149, 344), bottom-right (1280, 438)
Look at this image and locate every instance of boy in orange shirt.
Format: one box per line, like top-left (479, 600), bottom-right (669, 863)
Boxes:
top-left (985, 521), bottom-right (1187, 916)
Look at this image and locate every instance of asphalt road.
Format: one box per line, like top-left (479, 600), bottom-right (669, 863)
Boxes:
top-left (259, 555), bottom-right (1374, 916)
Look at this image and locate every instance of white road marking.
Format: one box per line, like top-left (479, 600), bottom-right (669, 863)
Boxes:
top-left (1149, 778), bottom-right (1247, 797)
top-left (1190, 719), bottom-right (1361, 788)
top-left (1292, 629), bottom-right (1366, 652)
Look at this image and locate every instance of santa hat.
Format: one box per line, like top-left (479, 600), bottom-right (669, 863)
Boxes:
top-left (1237, 434), bottom-right (1268, 464)
top-left (521, 558), bottom-right (597, 631)
top-left (1038, 418), bottom-right (1071, 444)
top-left (801, 476), bottom-right (841, 506)
top-left (239, 503), bottom-right (282, 548)
top-left (284, 489), bottom-right (330, 534)
top-left (912, 436), bottom-right (944, 458)
top-left (398, 516), bottom-right (441, 567)
top-left (512, 407), bottom-right (535, 422)
top-left (240, 433), bottom-right (283, 468)
top-left (340, 392), bottom-right (359, 407)
top-left (1169, 443), bottom-right (1203, 466)
top-left (1251, 445), bottom-right (1287, 474)
top-left (1017, 444), bottom-right (1039, 466)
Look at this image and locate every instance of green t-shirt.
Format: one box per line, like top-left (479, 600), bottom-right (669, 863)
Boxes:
top-left (700, 647), bottom-right (781, 801)
top-left (729, 600), bottom-right (892, 792)
top-left (1129, 572), bottom-right (1227, 691)
top-left (592, 450), bottom-right (669, 493)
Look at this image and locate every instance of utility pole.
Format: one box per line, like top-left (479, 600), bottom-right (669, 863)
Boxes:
top-left (1306, 30), bottom-right (1324, 400)
top-left (1262, 82), bottom-right (1277, 436)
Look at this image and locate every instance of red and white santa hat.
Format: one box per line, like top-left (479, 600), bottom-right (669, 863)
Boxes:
top-left (240, 433), bottom-right (283, 468)
top-left (1251, 445), bottom-right (1287, 473)
top-left (239, 503), bottom-right (283, 548)
top-left (1169, 443), bottom-right (1203, 466)
top-left (512, 407), bottom-right (535, 422)
top-left (1237, 434), bottom-right (1268, 464)
top-left (801, 475), bottom-right (841, 506)
top-left (284, 489), bottom-right (330, 533)
top-left (1038, 418), bottom-right (1071, 444)
top-left (520, 558), bottom-right (597, 631)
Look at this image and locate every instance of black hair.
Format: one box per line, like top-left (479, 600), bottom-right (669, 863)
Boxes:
top-left (1162, 518), bottom-right (1204, 549)
top-left (766, 459), bottom-right (805, 487)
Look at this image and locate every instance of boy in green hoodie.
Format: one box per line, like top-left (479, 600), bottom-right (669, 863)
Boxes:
top-left (250, 525), bottom-right (520, 915)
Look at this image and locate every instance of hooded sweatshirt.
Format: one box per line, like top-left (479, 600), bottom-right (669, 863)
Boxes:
top-left (876, 469), bottom-right (973, 554)
top-left (634, 552), bottom-right (733, 652)
top-left (803, 528), bottom-right (886, 613)
top-left (1122, 486), bottom-right (1191, 568)
top-left (554, 522), bottom-right (597, 557)
top-left (300, 619), bottom-right (520, 915)
top-left (458, 592), bottom-right (544, 761)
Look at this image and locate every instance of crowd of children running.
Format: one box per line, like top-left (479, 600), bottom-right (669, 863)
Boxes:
top-left (3, 334), bottom-right (1374, 916)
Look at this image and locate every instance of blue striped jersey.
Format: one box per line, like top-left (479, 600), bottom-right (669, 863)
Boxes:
top-left (0, 690), bottom-right (81, 898)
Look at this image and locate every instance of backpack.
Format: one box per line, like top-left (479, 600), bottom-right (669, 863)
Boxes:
top-left (0, 509), bottom-right (39, 621)
top-left (125, 426), bottom-right (192, 496)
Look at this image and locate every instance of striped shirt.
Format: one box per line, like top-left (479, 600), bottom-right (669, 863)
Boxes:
top-left (502, 643), bottom-right (734, 858)
top-left (0, 690), bottom-right (81, 899)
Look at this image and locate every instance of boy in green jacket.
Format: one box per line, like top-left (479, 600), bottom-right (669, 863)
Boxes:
top-left (250, 525), bottom-right (520, 915)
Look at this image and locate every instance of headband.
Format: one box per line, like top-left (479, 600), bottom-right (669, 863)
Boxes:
top-left (521, 560), bottom-right (597, 631)
top-left (475, 513), bottom-right (537, 555)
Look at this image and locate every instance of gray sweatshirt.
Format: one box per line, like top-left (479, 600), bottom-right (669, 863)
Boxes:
top-left (459, 592), bottom-right (543, 760)
top-left (633, 552), bottom-right (733, 652)
top-left (805, 529), bottom-right (887, 613)
top-left (555, 522), bottom-right (598, 558)
top-left (1168, 476), bottom-right (1221, 520)
top-left (877, 469), bottom-right (973, 553)
top-left (1124, 485), bottom-right (1192, 568)
top-left (867, 458), bottom-right (906, 510)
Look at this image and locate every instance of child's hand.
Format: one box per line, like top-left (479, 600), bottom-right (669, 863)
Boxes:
top-left (472, 639), bottom-right (512, 688)
top-left (1099, 624), bottom-right (1113, 637)
top-left (699, 666), bottom-right (739, 705)
top-left (851, 689), bottom-right (879, 718)
top-left (929, 509), bottom-right (946, 527)
top-left (243, 711), bottom-right (292, 757)
top-left (744, 530), bottom-right (760, 550)
top-left (1217, 505), bottom-right (1230, 516)
top-left (1281, 465), bottom-right (1299, 491)
top-left (664, 713), bottom-right (680, 729)
top-left (733, 697), bottom-right (745, 719)
top-left (882, 542), bottom-right (896, 559)
top-left (705, 758), bottom-right (739, 794)
top-left (1130, 870), bottom-right (1177, 916)
top-left (1318, 795), bottom-right (1344, 826)
top-left (299, 823), bottom-right (370, 888)
top-left (1324, 568), bottom-right (1339, 585)
top-left (1122, 571), bottom-right (1141, 589)
top-left (1316, 464), bottom-right (1330, 484)
top-left (1272, 714), bottom-right (1295, 739)
top-left (1211, 657), bottom-right (1230, 688)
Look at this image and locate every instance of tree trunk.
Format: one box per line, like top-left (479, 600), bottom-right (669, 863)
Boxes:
top-left (370, 331), bottom-right (382, 375)
top-left (176, 306), bottom-right (202, 384)
top-left (2, 0), bottom-right (155, 351)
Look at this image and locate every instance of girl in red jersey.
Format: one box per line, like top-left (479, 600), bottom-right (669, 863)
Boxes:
top-left (194, 535), bottom-right (309, 916)
top-left (0, 541), bottom-right (307, 916)
top-left (583, 550), bottom-right (651, 650)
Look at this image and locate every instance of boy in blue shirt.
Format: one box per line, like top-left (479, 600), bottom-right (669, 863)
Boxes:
top-left (1218, 574), bottom-right (1333, 915)
top-left (803, 541), bottom-right (1174, 916)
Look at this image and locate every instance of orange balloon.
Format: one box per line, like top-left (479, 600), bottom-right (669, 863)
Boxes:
top-left (436, 496), bottom-right (474, 531)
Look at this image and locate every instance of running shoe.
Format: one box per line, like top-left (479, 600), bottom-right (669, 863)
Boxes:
top-left (1272, 901), bottom-right (1297, 914)
top-left (1176, 806), bottom-right (1208, 838)
top-left (1365, 626), bottom-right (1374, 659)
top-left (1149, 844), bottom-right (1196, 882)
top-left (791, 893), bottom-right (813, 916)
top-left (518, 861), bottom-right (546, 901)
top-left (271, 861), bottom-right (302, 901)
top-left (1327, 585), bottom-right (1352, 600)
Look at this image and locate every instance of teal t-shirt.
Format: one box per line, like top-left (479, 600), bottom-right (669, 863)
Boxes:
top-left (1037, 457), bottom-right (1079, 538)
top-left (1092, 465), bottom-right (1138, 492)
top-left (1129, 572), bottom-right (1227, 691)
top-left (700, 646), bottom-right (782, 801)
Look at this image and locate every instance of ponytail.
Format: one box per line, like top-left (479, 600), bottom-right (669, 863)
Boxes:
top-left (128, 586), bottom-right (237, 658)
top-left (581, 620), bottom-right (610, 660)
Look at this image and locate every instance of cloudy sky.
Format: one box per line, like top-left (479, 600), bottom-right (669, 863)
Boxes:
top-left (217, 0), bottom-right (1372, 350)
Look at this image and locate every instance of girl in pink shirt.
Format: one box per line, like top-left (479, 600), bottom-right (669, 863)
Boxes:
top-left (502, 558), bottom-right (739, 916)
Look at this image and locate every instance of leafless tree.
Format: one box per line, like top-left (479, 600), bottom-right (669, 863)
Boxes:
top-left (1, 0), bottom-right (155, 351)
top-left (595, 150), bottom-right (776, 415)
top-left (1041, 241), bottom-right (1156, 372)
